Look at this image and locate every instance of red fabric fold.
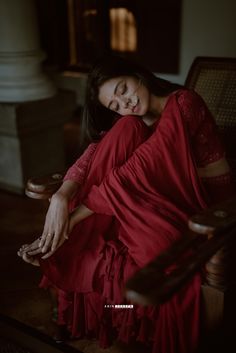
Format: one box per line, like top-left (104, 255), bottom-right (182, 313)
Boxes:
top-left (38, 90), bottom-right (232, 353)
top-left (83, 91), bottom-right (208, 267)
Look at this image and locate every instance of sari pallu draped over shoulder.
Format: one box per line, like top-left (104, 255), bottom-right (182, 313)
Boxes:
top-left (39, 90), bottom-right (212, 353)
top-left (83, 91), bottom-right (209, 266)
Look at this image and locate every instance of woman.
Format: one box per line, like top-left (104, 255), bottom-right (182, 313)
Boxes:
top-left (18, 54), bottom-right (234, 353)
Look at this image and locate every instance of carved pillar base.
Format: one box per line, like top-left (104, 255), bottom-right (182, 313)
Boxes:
top-left (0, 0), bottom-right (56, 102)
top-left (0, 89), bottom-right (76, 194)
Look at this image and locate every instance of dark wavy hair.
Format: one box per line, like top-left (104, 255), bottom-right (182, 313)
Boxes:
top-left (81, 54), bottom-right (182, 145)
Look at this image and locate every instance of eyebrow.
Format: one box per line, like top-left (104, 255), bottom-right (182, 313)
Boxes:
top-left (107, 80), bottom-right (123, 109)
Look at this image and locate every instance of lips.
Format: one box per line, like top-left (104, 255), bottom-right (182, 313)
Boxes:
top-left (132, 99), bottom-right (139, 113)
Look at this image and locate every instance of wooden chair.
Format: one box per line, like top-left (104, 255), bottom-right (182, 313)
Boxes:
top-left (185, 56), bottom-right (236, 180)
top-left (125, 57), bottom-right (236, 349)
top-left (25, 56), bottom-right (236, 348)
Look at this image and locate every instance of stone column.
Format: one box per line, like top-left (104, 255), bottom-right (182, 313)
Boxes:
top-left (0, 0), bottom-right (77, 193)
top-left (0, 0), bottom-right (55, 102)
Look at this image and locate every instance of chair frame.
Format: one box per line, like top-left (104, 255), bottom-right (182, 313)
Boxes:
top-left (125, 56), bottom-right (236, 336)
top-left (25, 56), bottom-right (236, 340)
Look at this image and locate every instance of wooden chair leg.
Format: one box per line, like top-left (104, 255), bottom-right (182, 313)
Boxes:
top-left (201, 284), bottom-right (224, 332)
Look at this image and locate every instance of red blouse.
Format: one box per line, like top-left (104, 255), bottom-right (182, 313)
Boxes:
top-left (176, 90), bottom-right (225, 167)
top-left (64, 89), bottom-right (234, 203)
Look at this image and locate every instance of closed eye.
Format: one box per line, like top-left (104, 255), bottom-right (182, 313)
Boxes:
top-left (110, 101), bottom-right (119, 112)
top-left (117, 82), bottom-right (127, 96)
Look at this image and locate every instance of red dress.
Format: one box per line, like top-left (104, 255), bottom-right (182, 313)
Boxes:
top-left (39, 89), bottom-right (234, 353)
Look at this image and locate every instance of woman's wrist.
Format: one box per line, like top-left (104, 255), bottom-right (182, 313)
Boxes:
top-left (53, 180), bottom-right (79, 202)
top-left (51, 190), bottom-right (69, 204)
top-left (70, 204), bottom-right (94, 225)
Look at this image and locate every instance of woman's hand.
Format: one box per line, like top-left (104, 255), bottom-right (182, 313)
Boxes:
top-left (18, 203), bottom-right (94, 262)
top-left (69, 204), bottom-right (94, 230)
top-left (38, 180), bottom-right (79, 254)
top-left (38, 235), bottom-right (67, 260)
top-left (39, 191), bottom-right (70, 254)
top-left (36, 204), bottom-right (94, 259)
top-left (17, 234), bottom-right (67, 262)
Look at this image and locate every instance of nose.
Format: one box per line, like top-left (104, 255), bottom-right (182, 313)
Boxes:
top-left (119, 95), bottom-right (129, 108)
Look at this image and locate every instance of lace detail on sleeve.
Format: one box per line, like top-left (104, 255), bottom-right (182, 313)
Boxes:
top-left (63, 142), bottom-right (98, 185)
top-left (177, 90), bottom-right (225, 167)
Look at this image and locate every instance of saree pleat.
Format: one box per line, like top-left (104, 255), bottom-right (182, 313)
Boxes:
top-left (39, 91), bottom-right (219, 353)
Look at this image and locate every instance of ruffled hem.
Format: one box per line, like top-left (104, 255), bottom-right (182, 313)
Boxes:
top-left (39, 239), bottom-right (201, 353)
top-left (40, 277), bottom-right (157, 349)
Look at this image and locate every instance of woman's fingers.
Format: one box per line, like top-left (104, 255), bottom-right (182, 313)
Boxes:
top-left (51, 223), bottom-right (68, 252)
top-left (27, 247), bottom-right (44, 256)
top-left (18, 237), bottom-right (42, 256)
top-left (41, 236), bottom-right (67, 259)
top-left (41, 232), bottom-right (54, 253)
top-left (39, 215), bottom-right (57, 249)
top-left (39, 228), bottom-right (50, 248)
top-left (17, 228), bottom-right (67, 264)
top-left (39, 194), bottom-right (70, 249)
top-left (40, 221), bottom-right (68, 253)
top-left (23, 240), bottom-right (41, 252)
top-left (41, 250), bottom-right (55, 259)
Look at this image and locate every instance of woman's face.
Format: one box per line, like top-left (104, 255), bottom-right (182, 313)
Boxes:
top-left (98, 76), bottom-right (150, 116)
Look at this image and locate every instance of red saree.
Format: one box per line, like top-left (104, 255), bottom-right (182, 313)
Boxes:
top-left (39, 89), bottom-right (233, 353)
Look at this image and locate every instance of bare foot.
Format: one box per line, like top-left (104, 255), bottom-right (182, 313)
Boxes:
top-left (18, 237), bottom-right (42, 255)
top-left (21, 251), bottom-right (40, 266)
top-left (17, 237), bottom-right (42, 266)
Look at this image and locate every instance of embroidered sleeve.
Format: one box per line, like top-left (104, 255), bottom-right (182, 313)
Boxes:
top-left (177, 90), bottom-right (225, 167)
top-left (63, 142), bottom-right (98, 185)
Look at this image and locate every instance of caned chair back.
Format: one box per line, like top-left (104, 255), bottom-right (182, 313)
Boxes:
top-left (185, 56), bottom-right (236, 180)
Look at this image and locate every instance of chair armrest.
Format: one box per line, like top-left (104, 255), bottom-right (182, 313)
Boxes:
top-left (125, 197), bottom-right (236, 305)
top-left (188, 197), bottom-right (236, 234)
top-left (25, 172), bottom-right (65, 200)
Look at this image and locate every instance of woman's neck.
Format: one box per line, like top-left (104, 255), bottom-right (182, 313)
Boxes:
top-left (142, 114), bottom-right (158, 126)
top-left (149, 94), bottom-right (169, 116)
top-left (142, 94), bottom-right (169, 126)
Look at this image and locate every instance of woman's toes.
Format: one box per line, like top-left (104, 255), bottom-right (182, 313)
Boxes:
top-left (18, 244), bottom-right (29, 255)
top-left (21, 244), bottom-right (28, 249)
top-left (22, 252), bottom-right (40, 266)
